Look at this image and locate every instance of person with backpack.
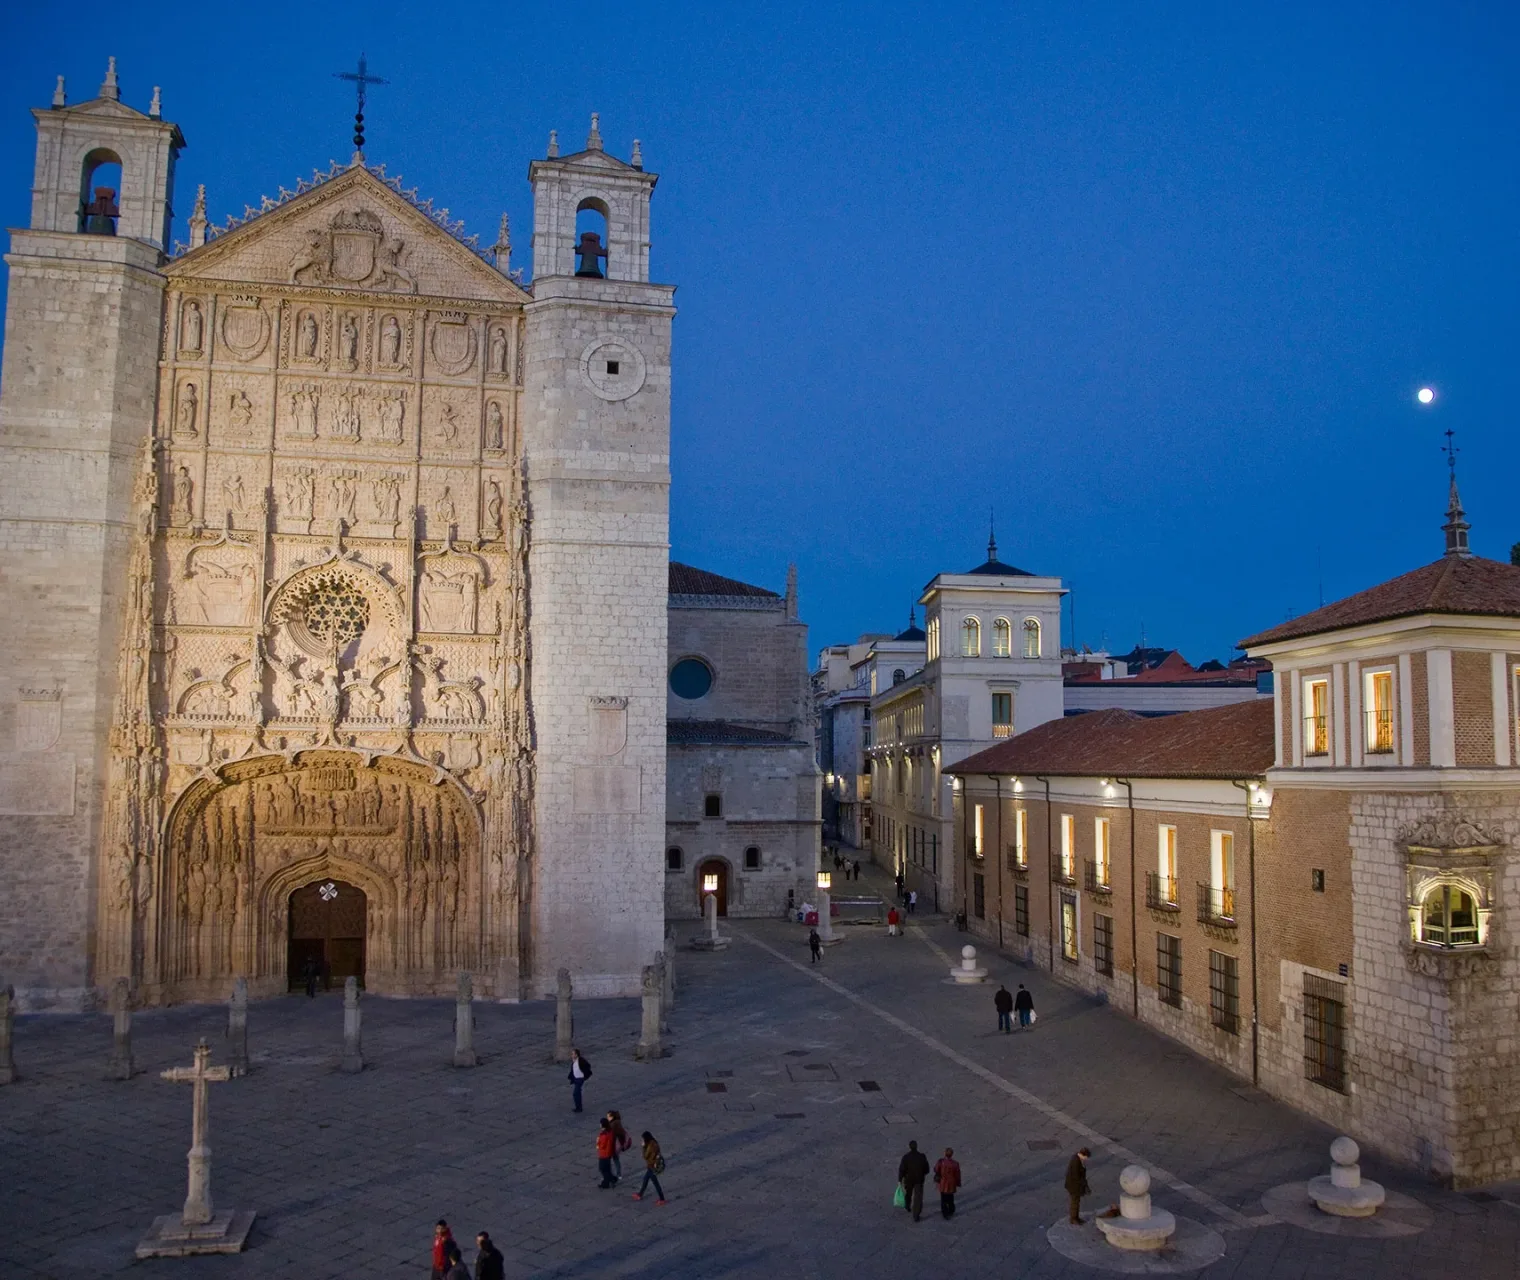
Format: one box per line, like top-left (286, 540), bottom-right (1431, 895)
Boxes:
top-left (568, 1047), bottom-right (591, 1112)
top-left (631, 1130), bottom-right (667, 1204)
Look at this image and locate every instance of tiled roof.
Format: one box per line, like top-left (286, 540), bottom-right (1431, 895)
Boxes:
top-left (962, 556), bottom-right (1034, 577)
top-left (1240, 555), bottom-right (1520, 648)
top-left (667, 719), bottom-right (797, 746)
top-left (668, 562), bottom-right (779, 598)
top-left (948, 699), bottom-right (1275, 781)
top-left (894, 623), bottom-right (927, 641)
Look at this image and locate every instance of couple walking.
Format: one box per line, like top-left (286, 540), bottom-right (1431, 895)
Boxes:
top-left (596, 1109), bottom-right (668, 1205)
top-left (993, 983), bottom-right (1035, 1032)
top-left (896, 1141), bottom-right (961, 1221)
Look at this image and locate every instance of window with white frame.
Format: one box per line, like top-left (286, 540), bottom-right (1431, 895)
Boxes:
top-left (1208, 830), bottom-right (1235, 920)
top-left (1418, 881), bottom-right (1481, 948)
top-left (1022, 617), bottom-right (1041, 659)
top-left (1094, 817), bottom-right (1111, 886)
top-left (1014, 806), bottom-right (1028, 868)
top-left (961, 616), bottom-right (981, 657)
top-left (991, 691), bottom-right (1012, 736)
top-left (1060, 813), bottom-right (1075, 879)
top-left (1363, 668), bottom-right (1394, 755)
top-left (993, 618), bottom-right (1012, 657)
top-left (972, 803), bottom-right (985, 858)
top-left (927, 617), bottom-right (940, 661)
top-left (1157, 824), bottom-right (1178, 903)
top-left (1303, 676), bottom-right (1330, 757)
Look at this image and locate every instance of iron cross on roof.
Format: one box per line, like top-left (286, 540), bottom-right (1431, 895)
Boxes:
top-left (335, 53), bottom-right (388, 155)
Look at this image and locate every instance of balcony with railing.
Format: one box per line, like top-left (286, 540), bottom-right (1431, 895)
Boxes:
top-left (1145, 871), bottom-right (1180, 912)
top-left (1303, 713), bottom-right (1328, 757)
top-left (1365, 709), bottom-right (1394, 755)
top-left (1083, 858), bottom-right (1112, 895)
top-left (991, 722), bottom-right (1013, 738)
top-left (1197, 883), bottom-right (1237, 927)
top-left (1007, 845), bottom-right (1028, 877)
top-left (1051, 858), bottom-right (1076, 887)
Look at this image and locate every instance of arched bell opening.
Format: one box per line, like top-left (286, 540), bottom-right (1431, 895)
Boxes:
top-left (574, 197), bottom-right (610, 278)
top-left (78, 147), bottom-right (123, 235)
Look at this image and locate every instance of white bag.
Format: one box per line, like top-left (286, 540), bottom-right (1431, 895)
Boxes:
top-left (1030, 1010), bottom-right (1038, 1025)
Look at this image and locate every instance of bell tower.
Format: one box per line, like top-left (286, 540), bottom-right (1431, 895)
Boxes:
top-left (522, 118), bottom-right (675, 996)
top-left (0, 61), bottom-right (183, 1009)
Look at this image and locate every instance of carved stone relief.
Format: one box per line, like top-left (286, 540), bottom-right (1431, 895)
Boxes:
top-left (174, 382), bottom-right (199, 440)
top-left (175, 541), bottom-right (257, 627)
top-left (218, 300), bottom-right (271, 361)
top-left (288, 384), bottom-right (320, 438)
top-left (287, 206), bottom-right (418, 294)
top-left (179, 299), bottom-right (204, 353)
top-left (374, 390), bottom-right (406, 444)
top-left (418, 548), bottom-right (484, 634)
top-left (429, 315), bottom-right (478, 377)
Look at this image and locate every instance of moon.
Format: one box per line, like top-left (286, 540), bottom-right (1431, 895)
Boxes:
top-left (1417, 387), bottom-right (1435, 405)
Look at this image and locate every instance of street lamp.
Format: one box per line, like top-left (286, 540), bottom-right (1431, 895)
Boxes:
top-left (817, 871), bottom-right (831, 891)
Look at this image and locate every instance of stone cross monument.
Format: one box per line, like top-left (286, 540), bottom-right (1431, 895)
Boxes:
top-left (136, 1039), bottom-right (255, 1257)
top-left (554, 967), bottom-right (574, 1063)
top-left (453, 971), bottom-right (478, 1067)
top-left (635, 963), bottom-right (663, 1061)
top-left (341, 976), bottom-right (364, 1073)
top-left (107, 976), bottom-right (133, 1080)
top-left (226, 977), bottom-right (249, 1077)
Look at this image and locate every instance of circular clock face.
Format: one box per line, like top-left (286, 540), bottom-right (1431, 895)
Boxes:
top-left (580, 338), bottom-right (647, 401)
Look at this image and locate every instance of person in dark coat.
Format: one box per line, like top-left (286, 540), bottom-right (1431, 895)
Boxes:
top-left (994, 984), bottom-right (1014, 1033)
top-left (442, 1241), bottom-right (470, 1280)
top-left (473, 1233), bottom-right (505, 1280)
top-left (1014, 983), bottom-right (1035, 1028)
top-left (933, 1147), bottom-right (962, 1219)
top-left (568, 1048), bottom-right (591, 1112)
top-left (1065, 1147), bottom-right (1092, 1224)
top-left (898, 1139), bottom-right (931, 1221)
top-left (809, 928), bottom-right (822, 963)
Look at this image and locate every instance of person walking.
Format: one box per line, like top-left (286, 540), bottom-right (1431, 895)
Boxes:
top-left (898, 1140), bottom-right (931, 1221)
top-left (473, 1232), bottom-right (505, 1280)
top-left (303, 955), bottom-right (320, 999)
top-left (430, 1221), bottom-right (455, 1280)
top-left (933, 1147), bottom-right (962, 1220)
top-left (441, 1241), bottom-right (471, 1280)
top-left (809, 927), bottom-right (822, 963)
top-left (907, 889), bottom-right (918, 915)
top-left (596, 1117), bottom-right (617, 1188)
top-left (631, 1130), bottom-right (668, 1204)
top-left (1065, 1147), bottom-right (1092, 1224)
top-left (606, 1109), bottom-right (631, 1182)
top-left (886, 905), bottom-right (901, 937)
top-left (994, 984), bottom-right (1014, 1034)
top-left (1014, 983), bottom-right (1035, 1028)
top-left (895, 871), bottom-right (905, 901)
top-left (568, 1047), bottom-right (591, 1112)
top-left (854, 859), bottom-right (862, 881)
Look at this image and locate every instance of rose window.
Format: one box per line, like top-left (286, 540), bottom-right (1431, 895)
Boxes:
top-left (277, 568), bottom-right (373, 656)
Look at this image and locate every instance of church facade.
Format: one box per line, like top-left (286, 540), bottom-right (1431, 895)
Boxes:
top-left (0, 63), bottom-right (673, 1007)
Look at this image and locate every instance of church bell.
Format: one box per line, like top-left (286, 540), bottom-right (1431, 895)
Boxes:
top-left (83, 186), bottom-right (120, 235)
top-left (574, 230), bottom-right (606, 278)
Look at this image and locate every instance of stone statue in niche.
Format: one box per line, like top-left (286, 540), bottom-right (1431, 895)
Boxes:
top-left (291, 385), bottom-right (319, 436)
top-left (181, 300), bottom-right (203, 352)
top-left (297, 310), bottom-right (320, 358)
top-left (174, 464), bottom-right (195, 524)
top-left (221, 473), bottom-right (246, 518)
top-left (331, 471), bottom-right (359, 526)
top-left (376, 391), bottom-right (405, 443)
top-left (228, 389), bottom-right (254, 431)
top-left (372, 475), bottom-right (401, 525)
top-left (420, 565), bottom-right (480, 633)
top-left (436, 487), bottom-right (458, 531)
top-left (175, 383), bottom-right (199, 439)
top-left (340, 313), bottom-right (360, 367)
top-left (284, 466), bottom-right (315, 520)
top-left (484, 479), bottom-right (502, 537)
top-left (485, 401), bottom-right (504, 451)
top-left (333, 387), bottom-right (361, 438)
top-left (380, 315), bottom-right (402, 366)
top-left (440, 403), bottom-right (460, 444)
top-left (490, 327), bottom-right (508, 375)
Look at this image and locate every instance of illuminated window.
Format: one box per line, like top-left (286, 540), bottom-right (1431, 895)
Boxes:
top-left (972, 803), bottom-right (985, 858)
top-left (1419, 883), bottom-right (1480, 948)
top-left (1021, 617), bottom-right (1041, 659)
top-left (1015, 808), bottom-right (1028, 867)
top-left (1303, 677), bottom-right (1330, 757)
top-left (1094, 817), bottom-right (1111, 886)
top-left (1060, 813), bottom-right (1075, 879)
top-left (1206, 830), bottom-right (1235, 920)
top-left (961, 617), bottom-right (981, 657)
top-left (1363, 669), bottom-right (1394, 755)
top-left (1157, 825), bottom-right (1178, 903)
top-left (993, 618), bottom-right (1012, 657)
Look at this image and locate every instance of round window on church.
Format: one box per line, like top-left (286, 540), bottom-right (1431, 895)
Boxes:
top-left (669, 657), bottom-right (714, 700)
top-left (302, 575), bottom-right (370, 650)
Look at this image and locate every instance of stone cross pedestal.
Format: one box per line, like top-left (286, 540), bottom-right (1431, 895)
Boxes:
top-left (554, 968), bottom-right (574, 1063)
top-left (453, 971), bottom-right (478, 1067)
top-left (136, 1039), bottom-right (255, 1257)
top-left (691, 892), bottom-right (730, 951)
top-left (107, 977), bottom-right (133, 1080)
top-left (0, 983), bottom-right (15, 1085)
top-left (341, 977), bottom-right (364, 1073)
top-left (654, 950), bottom-right (670, 1034)
top-left (635, 963), bottom-right (664, 1060)
top-left (1096, 1166), bottom-right (1177, 1251)
top-left (227, 977), bottom-right (249, 1077)
top-left (1308, 1136), bottom-right (1386, 1217)
top-left (950, 944), bottom-right (988, 984)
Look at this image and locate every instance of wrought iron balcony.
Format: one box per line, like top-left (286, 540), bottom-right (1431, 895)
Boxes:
top-left (1197, 883), bottom-right (1237, 926)
top-left (1051, 859), bottom-right (1076, 886)
top-left (1083, 859), bottom-right (1112, 894)
top-left (1145, 871), bottom-right (1180, 912)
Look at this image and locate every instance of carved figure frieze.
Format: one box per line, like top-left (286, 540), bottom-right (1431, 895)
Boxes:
top-left (289, 384), bottom-right (320, 437)
top-left (332, 386), bottom-right (362, 439)
top-left (376, 390), bottom-right (406, 444)
top-left (372, 475), bottom-right (403, 527)
top-left (227, 389), bottom-right (255, 432)
top-left (489, 326), bottom-right (509, 377)
top-left (220, 473), bottom-right (247, 524)
top-left (173, 464), bottom-right (196, 525)
top-left (283, 466), bottom-right (316, 522)
top-left (419, 557), bottom-right (482, 634)
top-left (339, 312), bottom-right (361, 369)
top-left (415, 651), bottom-right (486, 723)
top-left (1398, 814), bottom-right (1507, 853)
top-left (379, 313), bottom-right (404, 367)
top-left (296, 308), bottom-right (322, 360)
top-left (330, 471), bottom-right (359, 526)
top-left (175, 542), bottom-right (257, 627)
top-left (483, 478), bottom-right (503, 538)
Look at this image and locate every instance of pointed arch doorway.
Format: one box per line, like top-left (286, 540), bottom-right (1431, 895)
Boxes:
top-left (287, 879), bottom-right (367, 991)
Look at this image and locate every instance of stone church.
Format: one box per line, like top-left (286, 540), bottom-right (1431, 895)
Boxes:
top-left (0, 62), bottom-right (674, 1007)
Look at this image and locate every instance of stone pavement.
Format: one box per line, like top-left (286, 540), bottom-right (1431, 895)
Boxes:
top-left (2, 914), bottom-right (1518, 1278)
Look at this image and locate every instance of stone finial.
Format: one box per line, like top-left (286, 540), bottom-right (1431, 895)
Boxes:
top-left (785, 563), bottom-right (798, 619)
top-left (188, 185), bottom-right (208, 250)
top-left (101, 56), bottom-right (120, 103)
top-left (1308, 1134), bottom-right (1385, 1217)
top-left (52, 75), bottom-right (66, 108)
top-left (631, 138), bottom-right (643, 170)
top-left (492, 213), bottom-right (511, 271)
top-left (547, 129), bottom-right (560, 158)
top-left (587, 112), bottom-right (603, 152)
top-left (149, 86), bottom-right (162, 119)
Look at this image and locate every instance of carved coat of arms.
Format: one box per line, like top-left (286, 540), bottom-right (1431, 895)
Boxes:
top-left (330, 208), bottom-right (383, 283)
top-left (16, 687), bottom-right (62, 751)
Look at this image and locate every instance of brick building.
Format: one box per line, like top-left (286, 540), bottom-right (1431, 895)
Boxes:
top-left (949, 481), bottom-right (1520, 1186)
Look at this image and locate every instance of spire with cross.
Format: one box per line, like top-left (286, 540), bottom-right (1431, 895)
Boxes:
top-left (334, 53), bottom-right (387, 161)
top-left (1441, 427), bottom-right (1471, 558)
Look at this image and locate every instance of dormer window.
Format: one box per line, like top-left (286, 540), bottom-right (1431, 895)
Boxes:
top-left (1363, 668), bottom-right (1395, 756)
top-left (1303, 677), bottom-right (1330, 757)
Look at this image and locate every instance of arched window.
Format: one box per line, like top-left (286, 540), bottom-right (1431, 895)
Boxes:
top-left (79, 147), bottom-right (123, 235)
top-left (575, 197), bottom-right (610, 277)
top-left (1419, 883), bottom-right (1480, 947)
top-left (960, 617), bottom-right (981, 657)
top-left (744, 845), bottom-right (761, 870)
top-left (993, 618), bottom-right (1012, 657)
top-left (665, 847), bottom-right (683, 872)
top-left (892, 668), bottom-right (906, 686)
top-left (1021, 617), bottom-right (1041, 659)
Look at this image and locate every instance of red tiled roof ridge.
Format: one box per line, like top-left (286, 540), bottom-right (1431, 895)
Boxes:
top-left (668, 561), bottom-right (779, 598)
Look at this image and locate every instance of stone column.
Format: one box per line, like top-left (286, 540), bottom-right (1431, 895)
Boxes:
top-left (341, 977), bottom-right (363, 1074)
top-left (654, 950), bottom-right (670, 1034)
top-left (453, 971), bottom-right (478, 1067)
top-left (705, 891), bottom-right (721, 942)
top-left (817, 889), bottom-right (836, 943)
top-left (0, 984), bottom-right (14, 1084)
top-left (108, 977), bottom-right (133, 1080)
top-left (663, 944), bottom-right (676, 1012)
top-left (635, 964), bottom-right (663, 1060)
top-left (227, 977), bottom-right (249, 1077)
top-left (554, 967), bottom-right (574, 1063)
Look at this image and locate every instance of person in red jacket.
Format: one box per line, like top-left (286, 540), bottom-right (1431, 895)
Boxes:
top-left (933, 1148), bottom-right (962, 1219)
top-left (430, 1220), bottom-right (455, 1279)
top-left (596, 1117), bottom-right (617, 1188)
top-left (886, 906), bottom-right (902, 937)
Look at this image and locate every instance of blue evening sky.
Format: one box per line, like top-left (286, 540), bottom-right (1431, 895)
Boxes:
top-left (3, 3), bottom-right (1515, 666)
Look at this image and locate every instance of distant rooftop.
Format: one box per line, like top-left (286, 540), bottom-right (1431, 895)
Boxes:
top-left (669, 562), bottom-right (779, 599)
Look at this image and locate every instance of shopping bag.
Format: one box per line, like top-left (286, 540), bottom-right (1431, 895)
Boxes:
top-left (893, 1183), bottom-right (907, 1208)
top-left (1029, 1010), bottom-right (1037, 1025)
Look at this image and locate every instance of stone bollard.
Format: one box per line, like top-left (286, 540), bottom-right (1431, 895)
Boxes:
top-left (1096, 1166), bottom-right (1176, 1251)
top-left (108, 977), bottom-right (134, 1080)
top-left (1308, 1136), bottom-right (1386, 1217)
top-left (554, 967), bottom-right (574, 1064)
top-left (654, 950), bottom-right (670, 1034)
top-left (635, 963), bottom-right (663, 1061)
top-left (453, 971), bottom-right (478, 1067)
top-left (949, 944), bottom-right (988, 984)
top-left (341, 977), bottom-right (364, 1073)
top-left (0, 983), bottom-right (14, 1084)
top-left (226, 977), bottom-right (249, 1077)
top-left (692, 892), bottom-right (730, 951)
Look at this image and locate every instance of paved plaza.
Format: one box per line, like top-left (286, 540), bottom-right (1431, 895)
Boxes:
top-left (3, 903), bottom-right (1518, 1278)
